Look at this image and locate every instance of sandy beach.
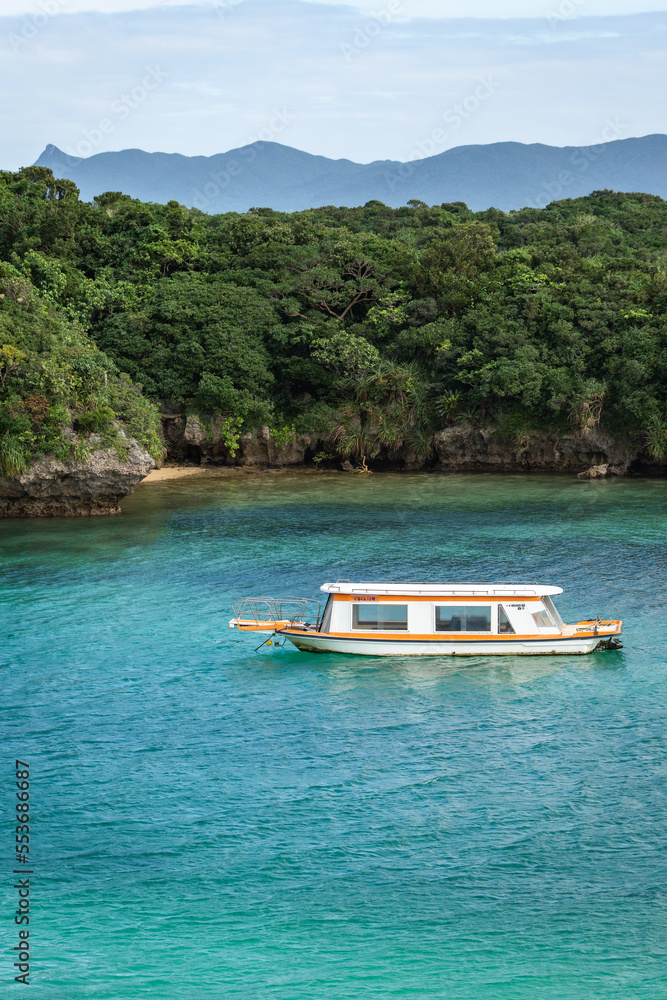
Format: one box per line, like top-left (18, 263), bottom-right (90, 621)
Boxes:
top-left (141, 465), bottom-right (325, 483)
top-left (141, 465), bottom-right (214, 483)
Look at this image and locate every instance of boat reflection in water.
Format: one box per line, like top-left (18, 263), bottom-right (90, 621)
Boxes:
top-left (230, 581), bottom-right (623, 656)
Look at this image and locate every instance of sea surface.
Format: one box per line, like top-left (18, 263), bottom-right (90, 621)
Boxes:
top-left (2, 471), bottom-right (667, 999)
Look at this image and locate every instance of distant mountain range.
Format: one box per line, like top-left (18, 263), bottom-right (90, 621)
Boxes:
top-left (33, 135), bottom-right (667, 213)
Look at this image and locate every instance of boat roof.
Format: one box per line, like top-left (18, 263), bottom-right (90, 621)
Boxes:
top-left (321, 582), bottom-right (563, 597)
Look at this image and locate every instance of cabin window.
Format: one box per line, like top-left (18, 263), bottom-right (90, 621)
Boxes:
top-left (498, 606), bottom-right (515, 634)
top-left (532, 609), bottom-right (556, 629)
top-left (319, 595), bottom-right (333, 634)
top-left (352, 604), bottom-right (408, 631)
top-left (435, 606), bottom-right (491, 632)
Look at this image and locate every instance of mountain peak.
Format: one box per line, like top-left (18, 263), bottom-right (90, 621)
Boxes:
top-left (40, 144), bottom-right (66, 158)
top-left (36, 144), bottom-right (81, 167)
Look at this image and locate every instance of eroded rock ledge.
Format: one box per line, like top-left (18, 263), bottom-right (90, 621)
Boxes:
top-left (431, 426), bottom-right (652, 476)
top-left (163, 415), bottom-right (665, 477)
top-left (162, 415), bottom-right (315, 467)
top-left (0, 437), bottom-right (154, 517)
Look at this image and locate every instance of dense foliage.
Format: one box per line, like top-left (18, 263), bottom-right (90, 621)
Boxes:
top-left (0, 263), bottom-right (163, 477)
top-left (1, 165), bottom-right (666, 467)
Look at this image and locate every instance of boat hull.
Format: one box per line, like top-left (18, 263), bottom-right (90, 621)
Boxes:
top-left (278, 631), bottom-right (608, 656)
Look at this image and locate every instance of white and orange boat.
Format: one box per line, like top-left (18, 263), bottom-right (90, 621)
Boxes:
top-left (230, 582), bottom-right (623, 656)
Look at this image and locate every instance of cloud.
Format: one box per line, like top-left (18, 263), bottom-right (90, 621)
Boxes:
top-left (1, 2), bottom-right (666, 170)
top-left (2, 0), bottom-right (667, 16)
top-left (306, 0), bottom-right (667, 17)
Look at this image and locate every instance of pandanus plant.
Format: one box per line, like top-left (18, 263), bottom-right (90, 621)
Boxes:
top-left (332, 359), bottom-right (437, 469)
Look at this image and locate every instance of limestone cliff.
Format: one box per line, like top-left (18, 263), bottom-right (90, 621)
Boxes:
top-left (162, 413), bottom-right (664, 477)
top-left (162, 414), bottom-right (316, 467)
top-left (430, 426), bottom-right (657, 476)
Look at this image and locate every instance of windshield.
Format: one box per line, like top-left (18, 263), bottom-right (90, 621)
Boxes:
top-left (543, 596), bottom-right (564, 629)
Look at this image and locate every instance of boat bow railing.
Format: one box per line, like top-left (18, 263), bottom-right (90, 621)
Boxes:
top-left (230, 597), bottom-right (322, 631)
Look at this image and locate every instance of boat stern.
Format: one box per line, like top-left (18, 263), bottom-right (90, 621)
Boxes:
top-left (565, 618), bottom-right (623, 650)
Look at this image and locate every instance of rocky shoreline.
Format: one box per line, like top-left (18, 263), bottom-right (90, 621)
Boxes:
top-left (1, 418), bottom-right (663, 517)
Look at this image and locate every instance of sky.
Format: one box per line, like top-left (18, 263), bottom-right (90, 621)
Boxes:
top-left (1, 0), bottom-right (666, 169)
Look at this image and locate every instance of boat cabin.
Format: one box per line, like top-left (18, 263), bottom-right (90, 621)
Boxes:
top-left (318, 581), bottom-right (565, 637)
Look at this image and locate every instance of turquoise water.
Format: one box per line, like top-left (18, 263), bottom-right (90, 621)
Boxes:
top-left (2, 471), bottom-right (667, 999)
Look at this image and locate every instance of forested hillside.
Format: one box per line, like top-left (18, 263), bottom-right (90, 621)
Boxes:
top-left (1, 165), bottom-right (666, 474)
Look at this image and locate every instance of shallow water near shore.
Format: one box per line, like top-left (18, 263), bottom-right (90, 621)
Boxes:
top-left (2, 471), bottom-right (666, 999)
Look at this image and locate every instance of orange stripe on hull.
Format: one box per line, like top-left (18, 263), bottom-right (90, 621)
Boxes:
top-left (282, 624), bottom-right (622, 642)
